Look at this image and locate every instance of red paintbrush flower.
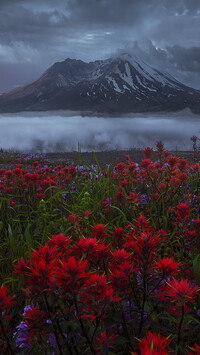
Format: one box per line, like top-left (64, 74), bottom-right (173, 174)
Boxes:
top-left (95, 330), bottom-right (118, 352)
top-left (0, 286), bottom-right (15, 320)
top-left (83, 273), bottom-right (114, 302)
top-left (73, 238), bottom-right (110, 263)
top-left (167, 156), bottom-right (178, 167)
top-left (137, 331), bottom-right (172, 355)
top-left (109, 269), bottom-right (131, 294)
top-left (26, 258), bottom-right (56, 293)
top-left (154, 257), bottom-right (181, 277)
top-left (92, 224), bottom-right (108, 240)
top-left (67, 214), bottom-right (81, 226)
top-left (114, 227), bottom-right (124, 240)
top-left (144, 147), bottom-right (153, 159)
top-left (31, 244), bottom-right (59, 263)
top-left (83, 210), bottom-right (92, 218)
top-left (69, 165), bottom-right (76, 175)
top-left (14, 257), bottom-right (31, 274)
top-left (54, 256), bottom-right (88, 292)
top-left (115, 162), bottom-right (126, 172)
top-left (156, 141), bottom-right (164, 152)
top-left (175, 203), bottom-right (191, 220)
top-left (135, 215), bottom-right (152, 233)
top-left (124, 232), bottom-right (160, 266)
top-left (48, 233), bottom-right (71, 254)
top-left (23, 306), bottom-right (49, 343)
top-left (140, 159), bottom-right (152, 169)
top-left (111, 249), bottom-right (131, 265)
top-left (159, 278), bottom-right (199, 304)
top-left (127, 192), bottom-right (140, 203)
top-left (188, 343), bottom-right (200, 354)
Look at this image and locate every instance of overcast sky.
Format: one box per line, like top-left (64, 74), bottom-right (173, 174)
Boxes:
top-left (0, 0), bottom-right (200, 93)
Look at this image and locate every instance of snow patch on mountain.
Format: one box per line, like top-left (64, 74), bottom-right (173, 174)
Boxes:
top-left (116, 64), bottom-right (139, 91)
top-left (118, 53), bottom-right (183, 90)
top-left (106, 76), bottom-right (122, 93)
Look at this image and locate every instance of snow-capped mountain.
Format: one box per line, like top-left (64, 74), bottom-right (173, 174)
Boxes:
top-left (0, 53), bottom-right (200, 114)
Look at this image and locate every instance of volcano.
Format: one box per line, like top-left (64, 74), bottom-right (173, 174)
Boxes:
top-left (0, 53), bottom-right (200, 114)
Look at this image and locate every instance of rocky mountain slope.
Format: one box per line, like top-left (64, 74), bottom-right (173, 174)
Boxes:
top-left (0, 53), bottom-right (200, 114)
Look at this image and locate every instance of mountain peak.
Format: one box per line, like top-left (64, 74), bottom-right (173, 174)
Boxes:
top-left (0, 54), bottom-right (199, 114)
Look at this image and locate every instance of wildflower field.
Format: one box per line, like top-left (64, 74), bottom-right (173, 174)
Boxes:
top-left (0, 141), bottom-right (200, 354)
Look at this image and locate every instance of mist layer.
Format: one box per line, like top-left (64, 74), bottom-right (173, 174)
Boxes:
top-left (0, 110), bottom-right (199, 152)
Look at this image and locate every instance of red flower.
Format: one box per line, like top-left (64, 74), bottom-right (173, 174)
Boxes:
top-left (54, 256), bottom-right (88, 292)
top-left (36, 192), bottom-right (45, 199)
top-left (140, 159), bottom-right (152, 168)
top-left (188, 343), bottom-right (200, 354)
top-left (83, 210), bottom-right (92, 218)
top-left (32, 244), bottom-right (59, 264)
top-left (156, 141), bottom-right (164, 152)
top-left (95, 330), bottom-right (118, 352)
top-left (0, 286), bottom-right (15, 320)
top-left (115, 190), bottom-right (125, 200)
top-left (114, 227), bottom-right (124, 240)
top-left (23, 306), bottom-right (49, 343)
top-left (92, 224), bottom-right (108, 240)
top-left (124, 232), bottom-right (160, 267)
top-left (5, 170), bottom-right (13, 178)
top-left (69, 166), bottom-right (76, 175)
top-left (26, 258), bottom-right (56, 293)
top-left (144, 147), bottom-right (153, 159)
top-left (67, 214), bottom-right (81, 226)
top-left (110, 269), bottom-right (131, 294)
top-left (127, 192), bottom-right (140, 203)
top-left (135, 215), bottom-right (152, 233)
top-left (73, 238), bottom-right (110, 263)
top-left (14, 257), bottom-right (31, 274)
top-left (83, 273), bottom-right (114, 302)
top-left (167, 156), bottom-right (178, 167)
top-left (192, 163), bottom-right (200, 172)
top-left (159, 278), bottom-right (199, 305)
top-left (154, 257), bottom-right (181, 277)
top-left (115, 162), bottom-right (126, 172)
top-left (175, 203), bottom-right (191, 220)
top-left (111, 249), bottom-right (131, 265)
top-left (48, 233), bottom-right (71, 254)
top-left (137, 331), bottom-right (171, 355)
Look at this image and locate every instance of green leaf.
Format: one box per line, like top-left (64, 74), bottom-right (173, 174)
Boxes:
top-left (0, 221), bottom-right (3, 231)
top-left (193, 254), bottom-right (200, 286)
top-left (24, 223), bottom-right (32, 254)
top-left (8, 224), bottom-right (15, 251)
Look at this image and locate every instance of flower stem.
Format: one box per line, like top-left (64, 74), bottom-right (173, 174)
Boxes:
top-left (177, 304), bottom-right (184, 345)
top-left (43, 292), bottom-right (64, 355)
top-left (74, 295), bottom-right (96, 354)
top-left (138, 273), bottom-right (147, 338)
top-left (0, 319), bottom-right (15, 355)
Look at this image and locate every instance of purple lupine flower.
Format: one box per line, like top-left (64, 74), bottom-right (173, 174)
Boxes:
top-left (191, 195), bottom-right (198, 204)
top-left (15, 305), bottom-right (58, 350)
top-left (23, 305), bottom-right (34, 315)
top-left (140, 194), bottom-right (149, 204)
top-left (14, 321), bottom-right (32, 350)
top-left (196, 309), bottom-right (200, 317)
top-left (48, 333), bottom-right (57, 348)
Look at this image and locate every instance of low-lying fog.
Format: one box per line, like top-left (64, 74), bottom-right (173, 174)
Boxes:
top-left (0, 110), bottom-right (199, 152)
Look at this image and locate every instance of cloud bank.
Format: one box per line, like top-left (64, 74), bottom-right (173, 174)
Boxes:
top-left (0, 110), bottom-right (199, 152)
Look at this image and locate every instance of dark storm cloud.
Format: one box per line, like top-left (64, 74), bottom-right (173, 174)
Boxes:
top-left (0, 0), bottom-right (200, 92)
top-left (167, 46), bottom-right (200, 72)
